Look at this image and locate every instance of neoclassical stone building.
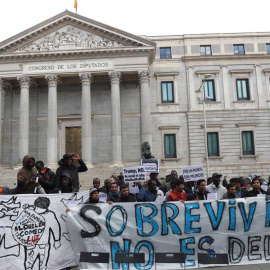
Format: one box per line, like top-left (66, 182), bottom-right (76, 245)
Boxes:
top-left (0, 11), bottom-right (270, 187)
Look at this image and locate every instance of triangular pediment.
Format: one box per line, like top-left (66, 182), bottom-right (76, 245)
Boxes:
top-left (13, 25), bottom-right (126, 52)
top-left (0, 11), bottom-right (155, 61)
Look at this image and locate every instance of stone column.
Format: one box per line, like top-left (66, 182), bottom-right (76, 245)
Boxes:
top-left (45, 74), bottom-right (58, 166)
top-left (188, 67), bottom-right (196, 111)
top-left (0, 78), bottom-right (3, 166)
top-left (255, 65), bottom-right (265, 109)
top-left (109, 71), bottom-right (123, 165)
top-left (138, 70), bottom-right (152, 146)
top-left (80, 73), bottom-right (93, 167)
top-left (17, 75), bottom-right (30, 163)
top-left (222, 66), bottom-right (230, 109)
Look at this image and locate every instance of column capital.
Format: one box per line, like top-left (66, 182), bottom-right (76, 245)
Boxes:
top-left (17, 75), bottom-right (31, 87)
top-left (79, 73), bottom-right (93, 84)
top-left (138, 70), bottom-right (150, 84)
top-left (109, 71), bottom-right (121, 84)
top-left (45, 74), bottom-right (58, 87)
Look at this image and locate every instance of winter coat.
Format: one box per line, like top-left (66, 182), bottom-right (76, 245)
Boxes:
top-left (17, 155), bottom-right (38, 194)
top-left (39, 167), bottom-right (56, 193)
top-left (55, 158), bottom-right (87, 192)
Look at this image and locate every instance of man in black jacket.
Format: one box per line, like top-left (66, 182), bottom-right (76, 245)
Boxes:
top-left (116, 184), bottom-right (136, 202)
top-left (230, 178), bottom-right (248, 198)
top-left (35, 160), bottom-right (56, 193)
top-left (55, 153), bottom-right (88, 192)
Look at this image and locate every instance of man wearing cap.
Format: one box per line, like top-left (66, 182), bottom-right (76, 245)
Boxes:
top-left (85, 188), bottom-right (104, 204)
top-left (55, 153), bottom-right (88, 192)
top-left (206, 172), bottom-right (227, 200)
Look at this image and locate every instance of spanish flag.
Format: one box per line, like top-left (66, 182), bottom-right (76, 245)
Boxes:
top-left (74, 0), bottom-right (78, 12)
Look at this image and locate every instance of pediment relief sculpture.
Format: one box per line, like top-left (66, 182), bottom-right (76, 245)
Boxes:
top-left (14, 26), bottom-right (125, 53)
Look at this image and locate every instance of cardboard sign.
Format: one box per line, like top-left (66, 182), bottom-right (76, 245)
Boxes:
top-left (123, 166), bottom-right (146, 182)
top-left (182, 164), bottom-right (205, 182)
top-left (141, 159), bottom-right (159, 173)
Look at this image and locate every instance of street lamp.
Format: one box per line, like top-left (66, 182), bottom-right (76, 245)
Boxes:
top-left (196, 74), bottom-right (212, 178)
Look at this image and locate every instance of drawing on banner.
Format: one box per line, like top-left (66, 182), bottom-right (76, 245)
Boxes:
top-left (0, 196), bottom-right (21, 221)
top-left (0, 196), bottom-right (21, 260)
top-left (60, 193), bottom-right (84, 207)
top-left (11, 197), bottom-right (61, 270)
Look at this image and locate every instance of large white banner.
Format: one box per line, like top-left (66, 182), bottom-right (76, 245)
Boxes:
top-left (2, 194), bottom-right (270, 269)
top-left (67, 197), bottom-right (270, 269)
top-left (0, 192), bottom-right (89, 270)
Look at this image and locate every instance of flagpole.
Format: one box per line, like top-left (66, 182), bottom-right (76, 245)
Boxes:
top-left (74, 0), bottom-right (78, 14)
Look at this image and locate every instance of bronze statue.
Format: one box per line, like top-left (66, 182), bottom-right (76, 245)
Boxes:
top-left (141, 142), bottom-right (155, 160)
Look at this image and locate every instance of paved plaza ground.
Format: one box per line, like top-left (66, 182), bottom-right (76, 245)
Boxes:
top-left (71, 263), bottom-right (270, 269)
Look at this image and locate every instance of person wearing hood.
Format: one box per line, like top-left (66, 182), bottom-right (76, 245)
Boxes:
top-left (55, 153), bottom-right (88, 192)
top-left (50, 173), bottom-right (73, 193)
top-left (16, 155), bottom-right (45, 194)
top-left (35, 160), bottom-right (56, 193)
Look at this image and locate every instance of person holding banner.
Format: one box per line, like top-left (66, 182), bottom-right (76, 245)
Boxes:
top-left (116, 184), bottom-right (136, 202)
top-left (206, 172), bottom-right (227, 200)
top-left (166, 179), bottom-right (187, 202)
top-left (107, 182), bottom-right (120, 202)
top-left (194, 179), bottom-right (209, 200)
top-left (247, 176), bottom-right (268, 197)
top-left (50, 173), bottom-right (73, 193)
top-left (85, 188), bottom-right (104, 204)
top-left (221, 183), bottom-right (237, 199)
top-left (137, 179), bottom-right (163, 202)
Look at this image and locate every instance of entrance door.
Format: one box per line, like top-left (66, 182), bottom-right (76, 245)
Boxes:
top-left (65, 126), bottom-right (82, 165)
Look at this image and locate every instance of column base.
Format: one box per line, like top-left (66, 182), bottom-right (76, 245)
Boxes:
top-left (109, 162), bottom-right (124, 168)
top-left (14, 164), bottom-right (23, 170)
top-left (0, 165), bottom-right (12, 170)
top-left (85, 162), bottom-right (94, 168)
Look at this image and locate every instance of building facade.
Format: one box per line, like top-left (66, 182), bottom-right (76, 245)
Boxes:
top-left (0, 11), bottom-right (270, 187)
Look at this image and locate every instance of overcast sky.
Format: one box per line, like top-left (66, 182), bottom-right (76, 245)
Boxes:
top-left (1, 0), bottom-right (270, 42)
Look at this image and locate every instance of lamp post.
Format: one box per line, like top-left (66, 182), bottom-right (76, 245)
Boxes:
top-left (196, 74), bottom-right (211, 178)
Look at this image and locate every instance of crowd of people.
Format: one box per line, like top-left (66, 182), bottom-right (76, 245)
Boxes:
top-left (85, 170), bottom-right (270, 204)
top-left (0, 153), bottom-right (88, 195)
top-left (0, 153), bottom-right (269, 205)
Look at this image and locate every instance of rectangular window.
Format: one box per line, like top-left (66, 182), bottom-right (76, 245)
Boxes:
top-left (236, 79), bottom-right (250, 100)
top-left (164, 134), bottom-right (176, 158)
top-left (200, 45), bottom-right (212, 56)
top-left (233, 44), bottom-right (245, 55)
top-left (242, 131), bottom-right (255, 155)
top-left (204, 80), bottom-right (216, 101)
top-left (266, 43), bottom-right (270, 54)
top-left (160, 47), bottom-right (172, 59)
top-left (161, 82), bottom-right (174, 103)
top-left (207, 132), bottom-right (219, 156)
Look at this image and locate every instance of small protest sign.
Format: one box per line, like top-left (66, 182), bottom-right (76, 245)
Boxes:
top-left (182, 164), bottom-right (205, 182)
top-left (123, 166), bottom-right (146, 182)
top-left (141, 159), bottom-right (159, 173)
top-left (99, 192), bottom-right (107, 202)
